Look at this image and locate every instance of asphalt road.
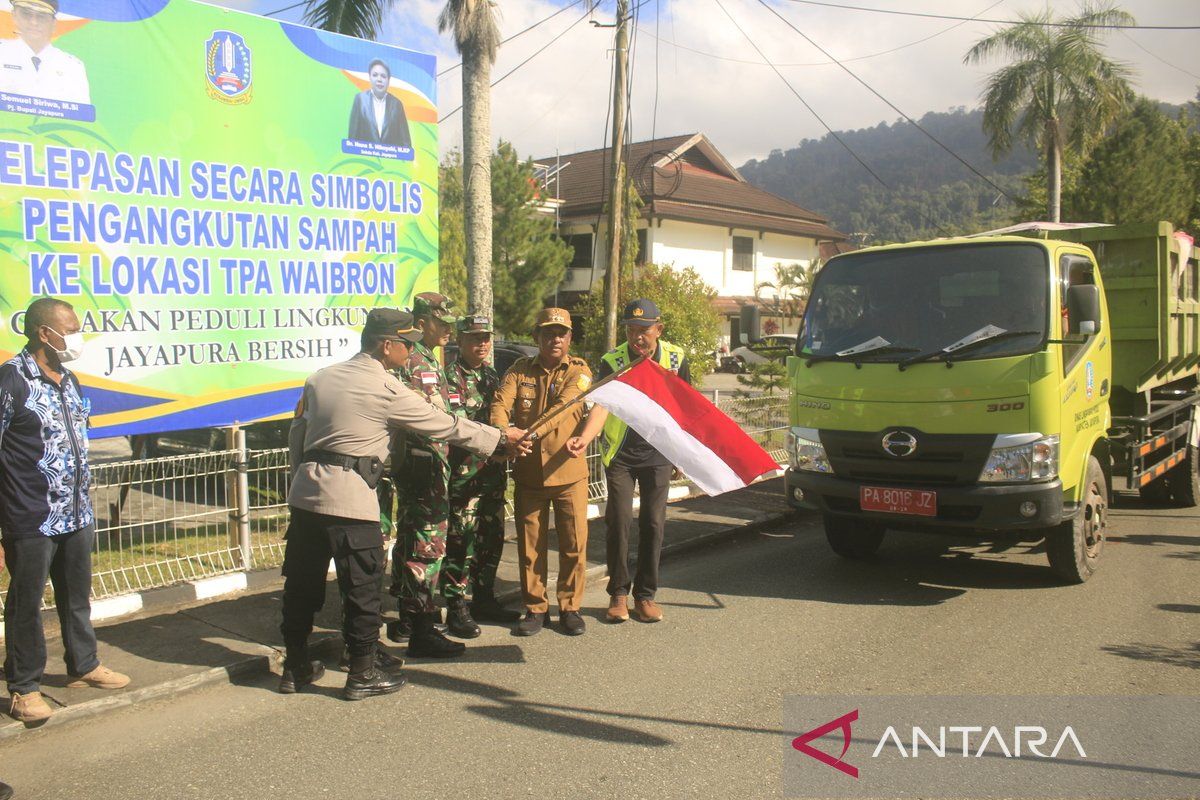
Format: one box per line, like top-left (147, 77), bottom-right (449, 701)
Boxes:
top-left (3, 498), bottom-right (1197, 799)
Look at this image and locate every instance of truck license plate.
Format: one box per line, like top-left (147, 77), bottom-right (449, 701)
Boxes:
top-left (860, 486), bottom-right (937, 516)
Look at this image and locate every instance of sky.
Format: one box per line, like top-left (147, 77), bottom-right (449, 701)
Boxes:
top-left (217, 0), bottom-right (1200, 166)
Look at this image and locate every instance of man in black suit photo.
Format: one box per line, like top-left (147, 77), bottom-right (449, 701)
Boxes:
top-left (347, 58), bottom-right (412, 150)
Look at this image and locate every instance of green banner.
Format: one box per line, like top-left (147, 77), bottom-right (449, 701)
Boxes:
top-left (0, 0), bottom-right (438, 437)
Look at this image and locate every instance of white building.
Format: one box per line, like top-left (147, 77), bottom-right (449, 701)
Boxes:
top-left (536, 133), bottom-right (848, 344)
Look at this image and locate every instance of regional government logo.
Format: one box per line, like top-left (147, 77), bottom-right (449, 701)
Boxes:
top-left (205, 31), bottom-right (253, 105)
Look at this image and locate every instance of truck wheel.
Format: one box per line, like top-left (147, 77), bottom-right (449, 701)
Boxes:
top-left (1045, 455), bottom-right (1107, 584)
top-left (1165, 445), bottom-right (1199, 507)
top-left (824, 514), bottom-right (886, 559)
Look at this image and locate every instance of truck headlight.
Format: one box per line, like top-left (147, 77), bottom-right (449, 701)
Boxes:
top-left (789, 427), bottom-right (833, 473)
top-left (978, 434), bottom-right (1059, 482)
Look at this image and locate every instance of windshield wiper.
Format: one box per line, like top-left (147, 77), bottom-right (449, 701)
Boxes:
top-left (804, 336), bottom-right (918, 367)
top-left (898, 326), bottom-right (1040, 370)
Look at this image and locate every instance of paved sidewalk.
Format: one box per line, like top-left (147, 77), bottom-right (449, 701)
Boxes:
top-left (0, 477), bottom-right (797, 740)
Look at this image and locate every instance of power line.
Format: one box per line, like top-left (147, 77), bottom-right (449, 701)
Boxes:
top-left (1118, 30), bottom-right (1200, 81)
top-left (438, 0), bottom-right (588, 78)
top-left (712, 0), bottom-right (889, 189)
top-left (759, 0), bottom-right (1019, 203)
top-left (637, 0), bottom-right (1006, 68)
top-left (780, 0), bottom-right (1200, 31)
top-left (439, 4), bottom-right (594, 123)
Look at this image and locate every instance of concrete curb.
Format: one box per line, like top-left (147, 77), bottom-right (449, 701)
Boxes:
top-left (1, 504), bottom-right (801, 741)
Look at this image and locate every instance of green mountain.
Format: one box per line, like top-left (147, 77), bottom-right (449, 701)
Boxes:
top-left (739, 107), bottom-right (1041, 244)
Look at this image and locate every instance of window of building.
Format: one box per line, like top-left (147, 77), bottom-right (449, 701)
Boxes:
top-left (564, 233), bottom-right (593, 269)
top-left (732, 235), bottom-right (754, 271)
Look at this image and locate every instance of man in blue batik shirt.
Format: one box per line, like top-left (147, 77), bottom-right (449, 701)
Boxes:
top-left (0, 297), bottom-right (129, 724)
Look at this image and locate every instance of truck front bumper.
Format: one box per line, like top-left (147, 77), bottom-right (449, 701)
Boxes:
top-left (785, 468), bottom-right (1065, 531)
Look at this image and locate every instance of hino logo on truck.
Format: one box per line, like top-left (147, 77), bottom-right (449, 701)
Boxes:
top-left (881, 430), bottom-right (918, 457)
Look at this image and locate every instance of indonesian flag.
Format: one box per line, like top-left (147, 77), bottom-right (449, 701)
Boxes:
top-left (589, 359), bottom-right (780, 496)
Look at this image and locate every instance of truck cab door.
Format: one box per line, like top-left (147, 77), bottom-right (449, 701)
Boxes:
top-left (1058, 252), bottom-right (1112, 500)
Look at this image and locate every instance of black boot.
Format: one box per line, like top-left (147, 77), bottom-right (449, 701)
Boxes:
top-left (279, 645), bottom-right (325, 694)
top-left (339, 645), bottom-right (407, 673)
top-left (470, 585), bottom-right (522, 623)
top-left (385, 614), bottom-right (413, 643)
top-left (343, 651), bottom-right (407, 701)
top-left (407, 611), bottom-right (467, 658)
top-left (446, 597), bottom-right (481, 639)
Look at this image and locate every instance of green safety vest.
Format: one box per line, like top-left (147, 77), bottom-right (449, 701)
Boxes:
top-left (600, 340), bottom-right (686, 467)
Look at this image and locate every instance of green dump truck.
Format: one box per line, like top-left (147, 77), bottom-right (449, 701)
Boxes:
top-left (778, 221), bottom-right (1199, 583)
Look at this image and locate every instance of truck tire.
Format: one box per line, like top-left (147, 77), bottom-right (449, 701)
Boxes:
top-left (824, 514), bottom-right (886, 559)
top-left (1045, 455), bottom-right (1107, 584)
top-left (1165, 445), bottom-right (1199, 507)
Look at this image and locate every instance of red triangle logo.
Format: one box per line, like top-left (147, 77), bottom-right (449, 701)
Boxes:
top-left (791, 709), bottom-right (859, 779)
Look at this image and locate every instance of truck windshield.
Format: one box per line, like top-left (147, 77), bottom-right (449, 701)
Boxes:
top-left (799, 243), bottom-right (1049, 363)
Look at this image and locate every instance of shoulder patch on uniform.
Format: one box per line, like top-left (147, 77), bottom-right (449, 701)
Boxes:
top-left (577, 374), bottom-right (591, 391)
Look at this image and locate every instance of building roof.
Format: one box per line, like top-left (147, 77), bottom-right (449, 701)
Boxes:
top-left (535, 133), bottom-right (847, 242)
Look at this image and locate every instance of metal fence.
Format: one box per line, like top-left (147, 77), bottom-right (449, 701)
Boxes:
top-left (0, 391), bottom-right (789, 618)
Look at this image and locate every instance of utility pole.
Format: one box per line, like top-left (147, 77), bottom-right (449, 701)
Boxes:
top-left (602, 0), bottom-right (629, 352)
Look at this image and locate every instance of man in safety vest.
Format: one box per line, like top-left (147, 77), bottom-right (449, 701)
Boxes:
top-left (567, 299), bottom-right (690, 624)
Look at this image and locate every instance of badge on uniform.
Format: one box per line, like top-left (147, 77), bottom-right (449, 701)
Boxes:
top-left (420, 371), bottom-right (438, 385)
top-left (577, 374), bottom-right (591, 391)
top-left (449, 392), bottom-right (462, 405)
top-left (521, 399), bottom-right (532, 410)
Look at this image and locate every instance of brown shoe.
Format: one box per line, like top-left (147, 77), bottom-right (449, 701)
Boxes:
top-left (606, 595), bottom-right (630, 623)
top-left (67, 665), bottom-right (131, 690)
top-left (9, 691), bottom-right (53, 723)
top-left (632, 598), bottom-right (663, 623)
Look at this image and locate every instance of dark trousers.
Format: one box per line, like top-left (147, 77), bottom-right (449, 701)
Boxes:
top-left (604, 463), bottom-right (672, 600)
top-left (280, 507), bottom-right (384, 659)
top-left (3, 526), bottom-right (100, 694)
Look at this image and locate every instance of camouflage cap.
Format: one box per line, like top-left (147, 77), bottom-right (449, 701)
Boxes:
top-left (411, 292), bottom-right (459, 323)
top-left (457, 314), bottom-right (493, 335)
top-left (534, 307), bottom-right (572, 329)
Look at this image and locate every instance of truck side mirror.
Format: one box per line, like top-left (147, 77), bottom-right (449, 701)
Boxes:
top-left (740, 304), bottom-right (761, 345)
top-left (1066, 284), bottom-right (1101, 336)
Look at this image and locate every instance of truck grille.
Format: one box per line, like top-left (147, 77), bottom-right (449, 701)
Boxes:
top-left (821, 429), bottom-right (994, 487)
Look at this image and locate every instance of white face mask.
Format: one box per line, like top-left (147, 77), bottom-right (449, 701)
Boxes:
top-left (47, 327), bottom-right (85, 363)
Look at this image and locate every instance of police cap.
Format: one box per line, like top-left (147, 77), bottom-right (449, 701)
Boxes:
top-left (363, 308), bottom-right (422, 343)
top-left (621, 298), bottom-right (662, 327)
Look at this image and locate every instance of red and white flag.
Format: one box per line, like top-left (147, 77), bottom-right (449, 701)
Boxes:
top-left (589, 359), bottom-right (780, 496)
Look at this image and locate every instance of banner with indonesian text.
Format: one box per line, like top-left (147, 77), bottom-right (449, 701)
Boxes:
top-left (0, 0), bottom-right (438, 437)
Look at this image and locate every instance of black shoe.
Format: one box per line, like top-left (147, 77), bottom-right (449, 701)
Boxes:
top-left (516, 610), bottom-right (550, 637)
top-left (407, 612), bottom-right (467, 658)
top-left (385, 615), bottom-right (413, 643)
top-left (279, 659), bottom-right (326, 694)
top-left (446, 598), bottom-right (481, 639)
top-left (339, 646), bottom-right (406, 673)
top-left (0, 780), bottom-right (12, 800)
top-left (560, 610), bottom-right (586, 636)
top-left (470, 589), bottom-right (522, 623)
top-left (343, 662), bottom-right (407, 701)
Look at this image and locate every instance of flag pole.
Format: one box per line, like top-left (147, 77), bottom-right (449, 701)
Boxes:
top-left (522, 355), bottom-right (647, 442)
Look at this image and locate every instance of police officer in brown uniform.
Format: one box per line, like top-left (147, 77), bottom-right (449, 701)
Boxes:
top-left (491, 308), bottom-right (594, 636)
top-left (280, 308), bottom-right (529, 700)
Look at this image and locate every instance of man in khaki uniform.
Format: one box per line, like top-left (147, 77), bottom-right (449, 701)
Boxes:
top-left (491, 308), bottom-right (593, 636)
top-left (281, 308), bottom-right (529, 701)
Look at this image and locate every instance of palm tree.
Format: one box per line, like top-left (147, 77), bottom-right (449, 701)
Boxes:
top-left (440, 0), bottom-right (501, 319)
top-left (756, 262), bottom-right (817, 328)
top-left (965, 3), bottom-right (1135, 222)
top-left (303, 0), bottom-right (399, 40)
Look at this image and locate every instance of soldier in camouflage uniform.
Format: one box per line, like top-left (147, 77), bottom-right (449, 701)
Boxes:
top-left (388, 292), bottom-right (466, 658)
top-left (443, 314), bottom-right (522, 636)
